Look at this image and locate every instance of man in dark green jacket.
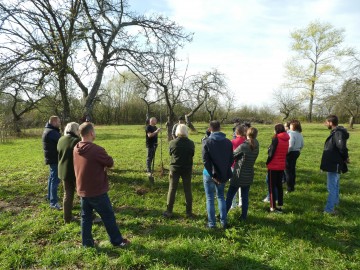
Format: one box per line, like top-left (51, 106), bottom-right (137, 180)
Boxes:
top-left (164, 124), bottom-right (195, 218)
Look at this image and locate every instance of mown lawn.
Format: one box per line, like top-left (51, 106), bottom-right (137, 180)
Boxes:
top-left (0, 123), bottom-right (359, 269)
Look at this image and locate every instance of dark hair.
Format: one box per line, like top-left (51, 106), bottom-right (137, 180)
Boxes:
top-left (242, 122), bottom-right (251, 129)
top-left (274, 123), bottom-right (285, 135)
top-left (284, 121), bottom-right (291, 129)
top-left (326, 115), bottom-right (338, 126)
top-left (209, 120), bottom-right (220, 132)
top-left (178, 115), bottom-right (185, 121)
top-left (235, 125), bottom-right (246, 137)
top-left (247, 127), bottom-right (258, 150)
top-left (79, 122), bottom-right (94, 137)
top-left (290, 119), bottom-right (302, 133)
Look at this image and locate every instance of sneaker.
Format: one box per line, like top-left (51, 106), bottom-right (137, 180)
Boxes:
top-left (323, 210), bottom-right (337, 216)
top-left (114, 238), bottom-right (130, 248)
top-left (147, 172), bottom-right (152, 177)
top-left (270, 207), bottom-right (283, 214)
top-left (50, 203), bottom-right (62, 210)
top-left (263, 197), bottom-right (270, 202)
top-left (163, 211), bottom-right (173, 218)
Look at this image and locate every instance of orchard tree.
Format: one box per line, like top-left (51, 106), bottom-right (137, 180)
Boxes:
top-left (285, 20), bottom-right (353, 122)
top-left (273, 88), bottom-right (302, 120)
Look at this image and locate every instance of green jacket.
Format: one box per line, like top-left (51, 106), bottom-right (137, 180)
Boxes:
top-left (230, 139), bottom-right (259, 188)
top-left (169, 137), bottom-right (195, 172)
top-left (57, 134), bottom-right (80, 182)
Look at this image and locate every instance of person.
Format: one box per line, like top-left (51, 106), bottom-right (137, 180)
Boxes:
top-left (230, 125), bottom-right (247, 209)
top-left (202, 120), bottom-right (233, 228)
top-left (320, 115), bottom-right (350, 215)
top-left (73, 122), bottom-right (129, 247)
top-left (232, 118), bottom-right (241, 139)
top-left (266, 123), bottom-right (290, 213)
top-left (171, 115), bottom-right (186, 140)
top-left (145, 117), bottom-right (161, 177)
top-left (285, 120), bottom-right (304, 192)
top-left (57, 122), bottom-right (81, 223)
top-left (163, 124), bottom-right (195, 218)
top-left (42, 115), bottom-right (62, 210)
top-left (226, 127), bottom-right (259, 220)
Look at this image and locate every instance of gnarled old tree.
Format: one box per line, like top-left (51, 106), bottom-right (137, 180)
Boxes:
top-left (285, 20), bottom-right (353, 122)
top-left (0, 0), bottom-right (191, 123)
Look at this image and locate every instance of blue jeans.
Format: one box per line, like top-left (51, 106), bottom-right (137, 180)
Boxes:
top-left (81, 193), bottom-right (123, 247)
top-left (203, 174), bottom-right (227, 228)
top-left (47, 164), bottom-right (60, 206)
top-left (226, 185), bottom-right (250, 220)
top-left (324, 172), bottom-right (340, 213)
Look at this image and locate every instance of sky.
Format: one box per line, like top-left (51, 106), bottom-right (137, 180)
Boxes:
top-left (129, 0), bottom-right (360, 108)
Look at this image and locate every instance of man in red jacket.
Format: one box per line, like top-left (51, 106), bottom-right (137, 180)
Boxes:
top-left (73, 122), bottom-right (129, 247)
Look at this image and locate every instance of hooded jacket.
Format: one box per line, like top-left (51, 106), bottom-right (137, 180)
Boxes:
top-left (42, 123), bottom-right (61, 164)
top-left (73, 141), bottom-right (114, 197)
top-left (202, 132), bottom-right (233, 183)
top-left (266, 132), bottom-right (290, 171)
top-left (320, 126), bottom-right (349, 173)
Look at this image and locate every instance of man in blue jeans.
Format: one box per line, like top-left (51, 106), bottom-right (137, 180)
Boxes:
top-left (42, 116), bottom-right (62, 210)
top-left (320, 115), bottom-right (350, 215)
top-left (73, 122), bottom-right (129, 247)
top-left (202, 120), bottom-right (233, 228)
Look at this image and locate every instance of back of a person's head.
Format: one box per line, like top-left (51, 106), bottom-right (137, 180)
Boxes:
top-left (178, 115), bottom-right (185, 122)
top-left (79, 122), bottom-right (94, 137)
top-left (235, 125), bottom-right (246, 136)
top-left (64, 122), bottom-right (80, 135)
top-left (175, 124), bottom-right (188, 137)
top-left (247, 127), bottom-right (258, 139)
top-left (326, 115), bottom-right (338, 126)
top-left (290, 120), bottom-right (302, 133)
top-left (274, 123), bottom-right (285, 134)
top-left (209, 120), bottom-right (220, 132)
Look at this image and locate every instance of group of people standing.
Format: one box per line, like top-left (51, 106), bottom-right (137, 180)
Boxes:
top-left (41, 113), bottom-right (349, 247)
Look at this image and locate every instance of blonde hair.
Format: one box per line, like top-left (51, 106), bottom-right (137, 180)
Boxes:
top-left (175, 124), bottom-right (188, 137)
top-left (64, 122), bottom-right (79, 136)
top-left (48, 116), bottom-right (59, 125)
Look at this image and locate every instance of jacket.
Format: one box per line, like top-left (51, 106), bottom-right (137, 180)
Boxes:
top-left (266, 132), bottom-right (290, 171)
top-left (320, 126), bottom-right (349, 173)
top-left (230, 139), bottom-right (259, 187)
top-left (73, 141), bottom-right (114, 197)
top-left (202, 132), bottom-right (233, 183)
top-left (288, 130), bottom-right (304, 152)
top-left (57, 133), bottom-right (80, 182)
top-left (169, 137), bottom-right (195, 172)
top-left (42, 123), bottom-right (61, 164)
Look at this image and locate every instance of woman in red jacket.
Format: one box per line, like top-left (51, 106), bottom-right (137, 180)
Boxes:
top-left (266, 124), bottom-right (290, 213)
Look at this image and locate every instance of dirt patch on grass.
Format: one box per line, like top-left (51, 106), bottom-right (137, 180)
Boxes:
top-left (0, 200), bottom-right (23, 213)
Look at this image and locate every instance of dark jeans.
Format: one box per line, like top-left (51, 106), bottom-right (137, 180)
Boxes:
top-left (63, 179), bottom-right (76, 223)
top-left (167, 170), bottom-right (193, 214)
top-left (146, 145), bottom-right (157, 173)
top-left (81, 193), bottom-right (123, 247)
top-left (285, 151), bottom-right (300, 192)
top-left (48, 164), bottom-right (60, 206)
top-left (226, 185), bottom-right (250, 220)
top-left (268, 170), bottom-right (284, 209)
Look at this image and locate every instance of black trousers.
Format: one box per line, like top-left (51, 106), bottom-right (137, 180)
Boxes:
top-left (268, 170), bottom-right (284, 209)
top-left (285, 151), bottom-right (300, 192)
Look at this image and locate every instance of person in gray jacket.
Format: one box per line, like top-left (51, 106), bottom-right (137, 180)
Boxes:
top-left (226, 127), bottom-right (259, 220)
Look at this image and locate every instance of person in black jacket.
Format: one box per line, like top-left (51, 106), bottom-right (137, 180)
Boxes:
top-left (42, 116), bottom-right (62, 210)
top-left (320, 115), bottom-right (350, 214)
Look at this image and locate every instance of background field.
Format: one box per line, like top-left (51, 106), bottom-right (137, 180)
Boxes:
top-left (0, 123), bottom-right (359, 269)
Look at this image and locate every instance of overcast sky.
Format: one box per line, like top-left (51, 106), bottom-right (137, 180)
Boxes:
top-left (129, 0), bottom-right (360, 107)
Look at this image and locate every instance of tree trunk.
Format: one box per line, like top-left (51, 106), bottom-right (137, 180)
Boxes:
top-left (58, 73), bottom-right (70, 124)
top-left (349, 116), bottom-right (354, 129)
top-left (184, 114), bottom-right (196, 132)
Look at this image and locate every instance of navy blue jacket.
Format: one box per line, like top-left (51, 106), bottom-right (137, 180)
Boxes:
top-left (320, 126), bottom-right (349, 173)
top-left (202, 132), bottom-right (233, 183)
top-left (42, 123), bottom-right (61, 164)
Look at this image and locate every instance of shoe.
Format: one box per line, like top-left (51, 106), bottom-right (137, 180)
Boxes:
top-left (163, 211), bottom-right (173, 218)
top-left (147, 172), bottom-right (152, 177)
top-left (114, 238), bottom-right (130, 248)
top-left (270, 207), bottom-right (283, 214)
top-left (186, 213), bottom-right (196, 219)
top-left (323, 210), bottom-right (337, 216)
top-left (50, 203), bottom-right (62, 210)
top-left (263, 197), bottom-right (270, 202)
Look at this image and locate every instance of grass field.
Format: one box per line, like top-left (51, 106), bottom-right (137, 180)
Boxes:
top-left (0, 123), bottom-right (359, 269)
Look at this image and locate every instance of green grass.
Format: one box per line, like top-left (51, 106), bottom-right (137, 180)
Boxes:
top-left (0, 123), bottom-right (359, 269)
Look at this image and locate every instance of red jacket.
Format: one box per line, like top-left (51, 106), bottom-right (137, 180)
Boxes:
top-left (73, 141), bottom-right (114, 197)
top-left (231, 136), bottom-right (246, 168)
top-left (266, 132), bottom-right (290, 171)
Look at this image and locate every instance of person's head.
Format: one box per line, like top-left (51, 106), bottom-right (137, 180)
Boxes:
top-left (235, 125), bottom-right (246, 137)
top-left (284, 121), bottom-right (291, 131)
top-left (175, 124), bottom-right (188, 137)
top-left (209, 120), bottom-right (220, 132)
top-left (79, 122), bottom-right (95, 141)
top-left (325, 115), bottom-right (338, 129)
top-left (246, 127), bottom-right (258, 150)
top-left (178, 115), bottom-right (186, 124)
top-left (290, 120), bottom-right (302, 133)
top-left (149, 117), bottom-right (157, 126)
top-left (274, 123), bottom-right (285, 134)
top-left (49, 116), bottom-right (60, 128)
top-left (233, 118), bottom-right (240, 126)
top-left (64, 122), bottom-right (80, 136)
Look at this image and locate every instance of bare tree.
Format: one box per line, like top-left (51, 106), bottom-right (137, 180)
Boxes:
top-left (273, 88), bottom-right (302, 121)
